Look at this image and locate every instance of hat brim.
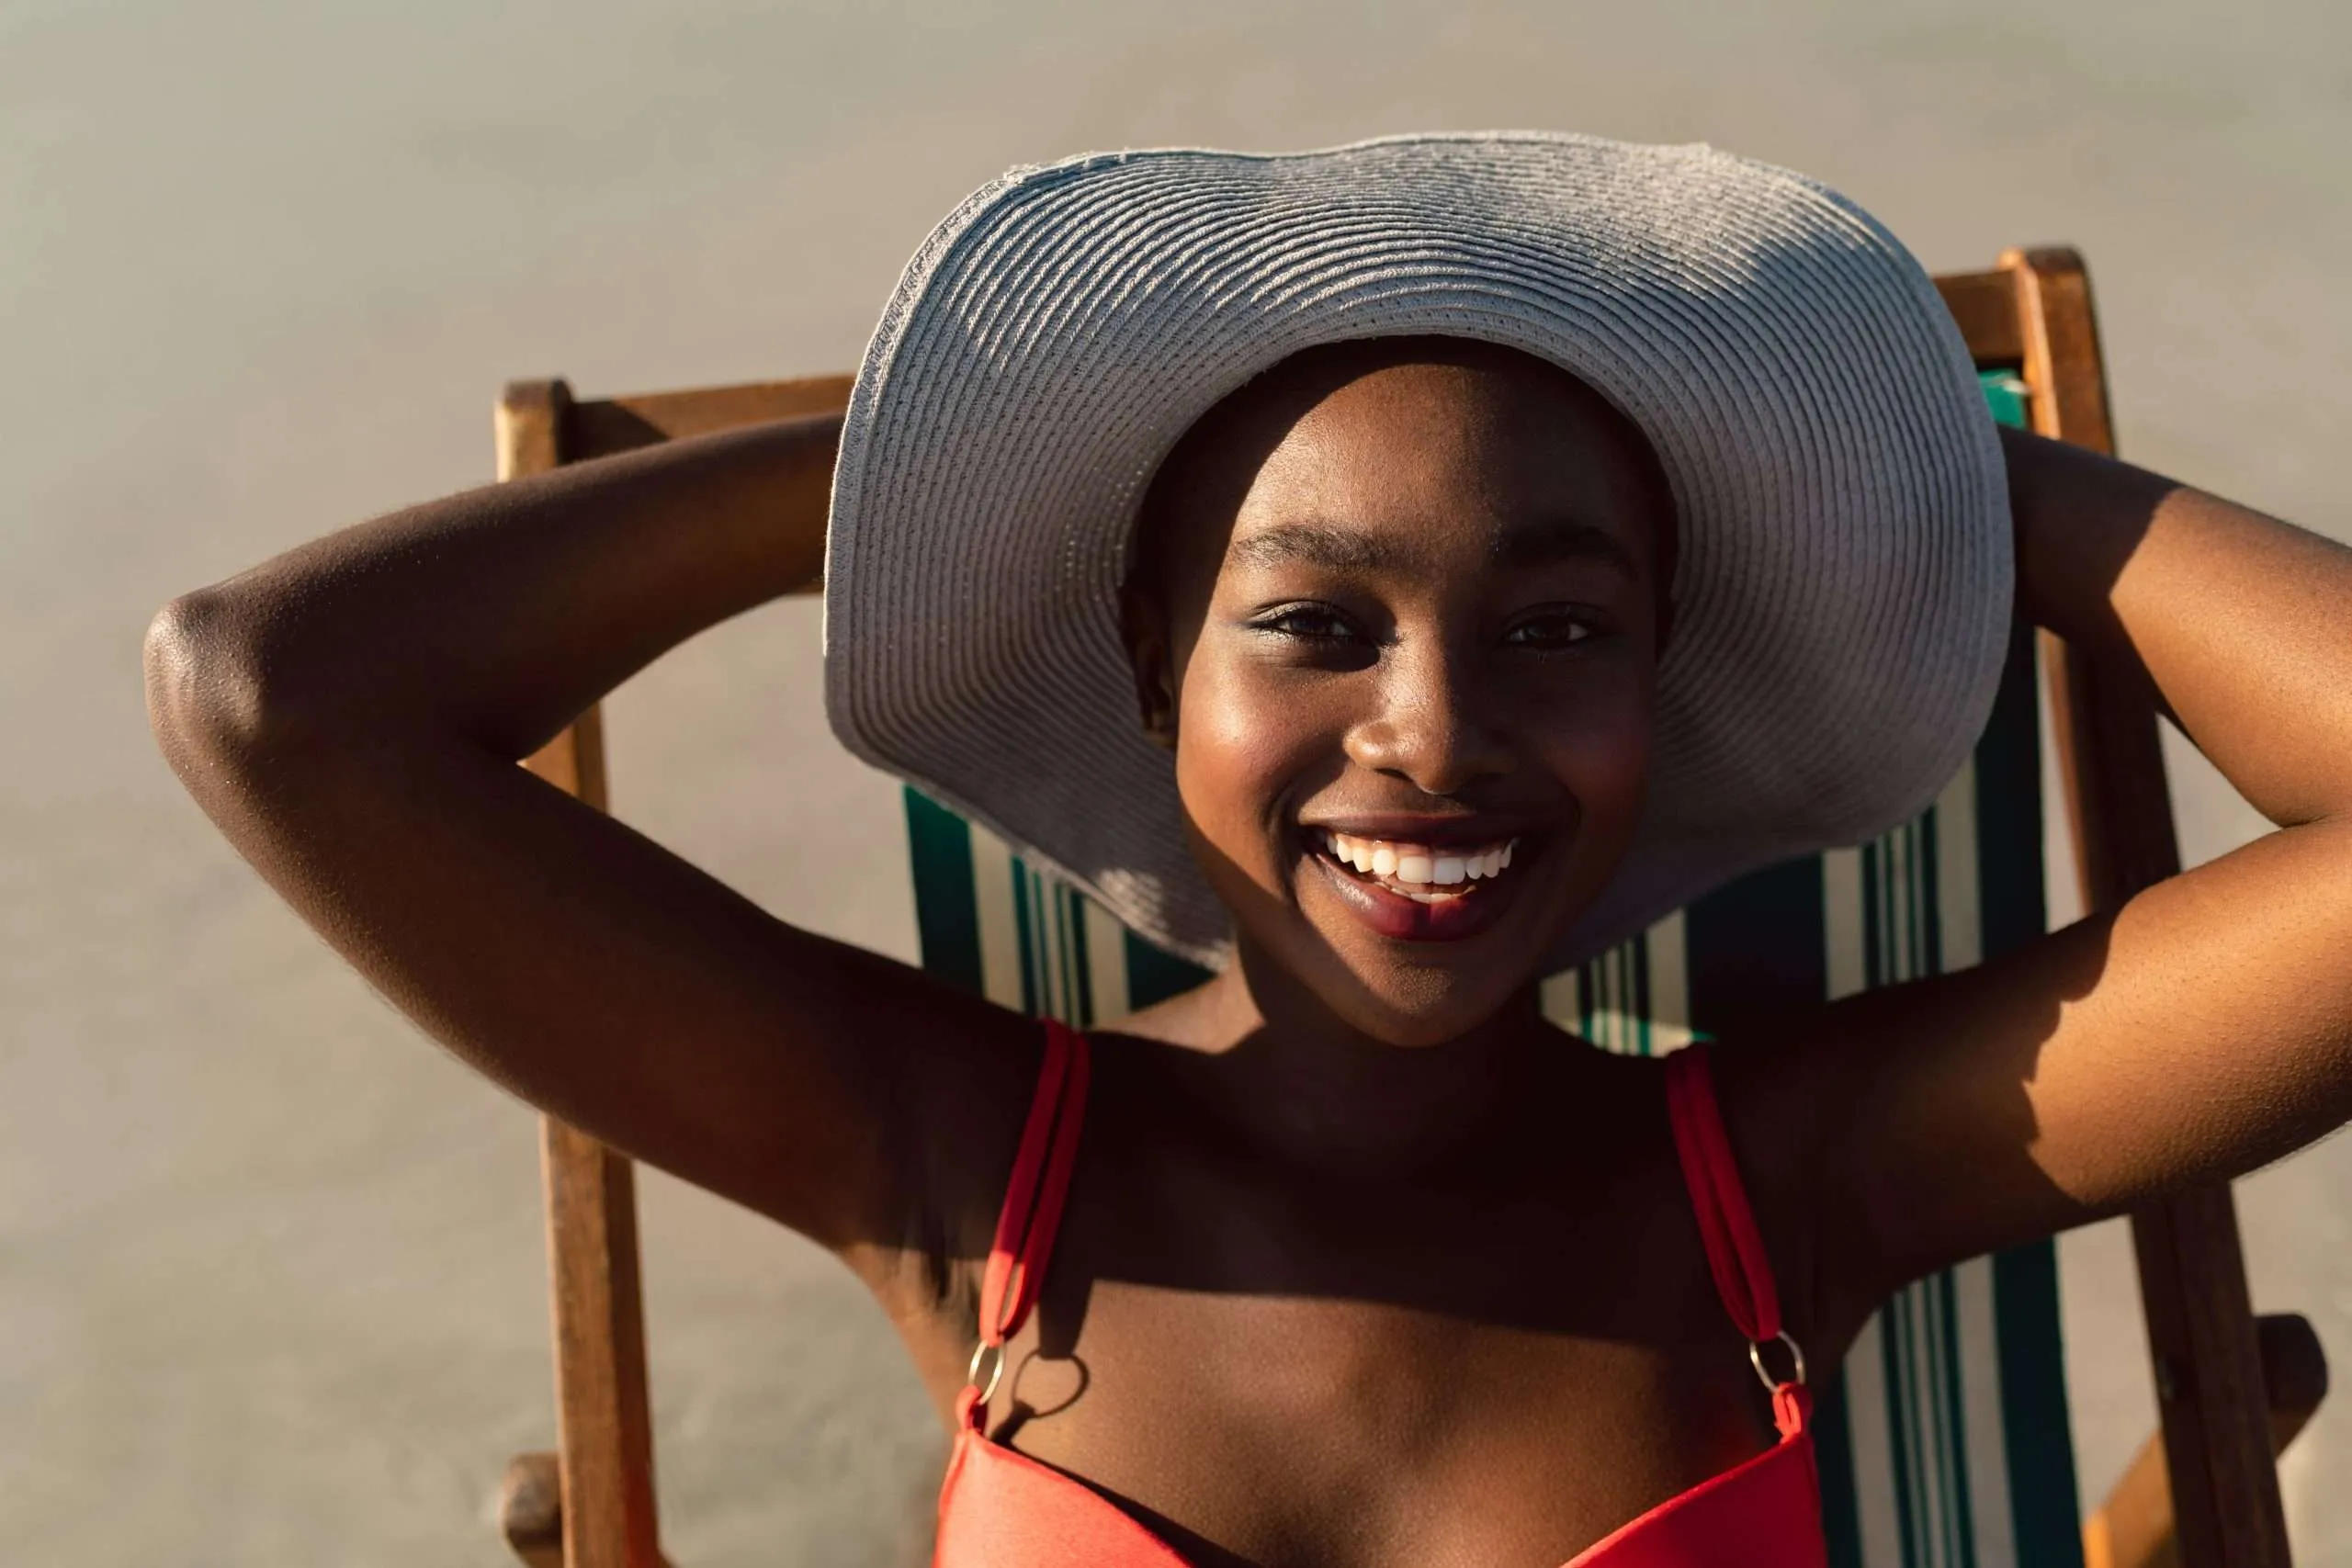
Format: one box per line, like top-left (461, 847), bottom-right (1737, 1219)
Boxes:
top-left (824, 132), bottom-right (2012, 973)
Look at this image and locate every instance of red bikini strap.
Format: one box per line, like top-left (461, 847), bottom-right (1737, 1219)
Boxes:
top-left (1665, 1045), bottom-right (1809, 1437)
top-left (961, 1020), bottom-right (1090, 1428)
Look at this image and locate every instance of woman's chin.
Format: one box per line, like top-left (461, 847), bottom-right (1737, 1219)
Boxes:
top-left (1271, 931), bottom-right (1552, 1048)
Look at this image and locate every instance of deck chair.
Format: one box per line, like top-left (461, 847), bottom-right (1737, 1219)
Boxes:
top-left (489, 248), bottom-right (2324, 1568)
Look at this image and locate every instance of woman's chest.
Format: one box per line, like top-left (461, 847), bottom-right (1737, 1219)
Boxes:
top-left (981, 1290), bottom-right (1778, 1568)
top-left (958, 1145), bottom-right (1780, 1567)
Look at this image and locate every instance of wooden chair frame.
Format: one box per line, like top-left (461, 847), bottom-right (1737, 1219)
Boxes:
top-left (489, 249), bottom-right (2312, 1568)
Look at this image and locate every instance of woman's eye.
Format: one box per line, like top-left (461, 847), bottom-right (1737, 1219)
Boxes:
top-left (1253, 604), bottom-right (1361, 642)
top-left (1503, 609), bottom-right (1598, 649)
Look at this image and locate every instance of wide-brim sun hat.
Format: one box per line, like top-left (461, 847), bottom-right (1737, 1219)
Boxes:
top-left (823, 131), bottom-right (2013, 973)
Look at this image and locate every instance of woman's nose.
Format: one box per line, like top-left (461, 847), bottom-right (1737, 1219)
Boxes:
top-left (1341, 644), bottom-right (1512, 796)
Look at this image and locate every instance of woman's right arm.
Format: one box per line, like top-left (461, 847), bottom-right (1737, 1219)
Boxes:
top-left (143, 414), bottom-right (1035, 1286)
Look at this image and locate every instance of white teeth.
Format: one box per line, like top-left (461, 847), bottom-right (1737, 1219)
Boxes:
top-left (1317, 831), bottom-right (1522, 889)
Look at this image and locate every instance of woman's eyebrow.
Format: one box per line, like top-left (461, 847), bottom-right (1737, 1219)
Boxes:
top-left (1225, 523), bottom-right (1396, 572)
top-left (1225, 518), bottom-right (1638, 576)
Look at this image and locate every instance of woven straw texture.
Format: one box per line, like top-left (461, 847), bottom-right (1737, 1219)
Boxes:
top-left (825, 131), bottom-right (2013, 969)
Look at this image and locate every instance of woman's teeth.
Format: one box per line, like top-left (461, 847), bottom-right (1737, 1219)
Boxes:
top-left (1317, 829), bottom-right (1519, 901)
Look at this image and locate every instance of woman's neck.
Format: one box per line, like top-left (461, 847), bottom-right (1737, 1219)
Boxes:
top-left (1117, 958), bottom-right (1591, 1179)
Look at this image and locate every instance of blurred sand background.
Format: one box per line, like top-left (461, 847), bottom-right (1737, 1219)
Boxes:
top-left (5, 1), bottom-right (2348, 1562)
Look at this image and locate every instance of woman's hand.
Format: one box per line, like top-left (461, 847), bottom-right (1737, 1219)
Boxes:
top-left (145, 417), bottom-right (1037, 1337)
top-left (1758, 425), bottom-right (2352, 1346)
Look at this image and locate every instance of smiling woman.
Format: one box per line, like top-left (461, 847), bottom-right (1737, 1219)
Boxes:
top-left (144, 132), bottom-right (2352, 1568)
top-left (1117, 339), bottom-right (1672, 1041)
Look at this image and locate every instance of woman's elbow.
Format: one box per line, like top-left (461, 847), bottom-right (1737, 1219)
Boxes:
top-left (143, 587), bottom-right (294, 788)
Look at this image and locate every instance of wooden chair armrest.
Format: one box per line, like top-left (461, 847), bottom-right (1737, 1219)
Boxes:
top-left (2084, 1313), bottom-right (2329, 1568)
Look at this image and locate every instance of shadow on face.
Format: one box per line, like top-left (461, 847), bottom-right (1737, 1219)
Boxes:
top-left (1119, 337), bottom-right (1679, 1046)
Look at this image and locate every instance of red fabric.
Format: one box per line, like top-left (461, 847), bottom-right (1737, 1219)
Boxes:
top-left (1665, 1049), bottom-right (1778, 1341)
top-left (934, 1033), bottom-right (1826, 1565)
top-left (955, 1019), bottom-right (1091, 1435)
top-left (1663, 1046), bottom-right (1813, 1444)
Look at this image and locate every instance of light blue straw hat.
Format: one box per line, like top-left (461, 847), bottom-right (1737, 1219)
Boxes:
top-left (824, 132), bottom-right (2012, 972)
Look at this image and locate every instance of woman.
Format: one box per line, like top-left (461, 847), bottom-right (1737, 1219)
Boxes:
top-left (147, 135), bottom-right (2352, 1565)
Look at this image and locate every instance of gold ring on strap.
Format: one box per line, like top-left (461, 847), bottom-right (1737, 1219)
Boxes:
top-left (1748, 1330), bottom-right (1808, 1392)
top-left (966, 1339), bottom-right (1007, 1406)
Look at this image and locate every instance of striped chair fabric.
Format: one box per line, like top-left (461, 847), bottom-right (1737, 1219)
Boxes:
top-left (901, 371), bottom-right (2082, 1568)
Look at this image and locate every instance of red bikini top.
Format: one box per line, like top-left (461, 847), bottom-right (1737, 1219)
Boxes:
top-left (933, 1021), bottom-right (1827, 1566)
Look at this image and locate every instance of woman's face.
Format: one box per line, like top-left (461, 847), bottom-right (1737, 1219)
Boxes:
top-left (1125, 339), bottom-right (1672, 1047)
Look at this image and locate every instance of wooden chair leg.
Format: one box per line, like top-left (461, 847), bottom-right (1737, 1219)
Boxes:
top-left (537, 1115), bottom-right (663, 1568)
top-left (504, 713), bottom-right (662, 1568)
top-left (2083, 1314), bottom-right (2327, 1568)
top-left (503, 1450), bottom-right (679, 1568)
top-left (496, 384), bottom-right (667, 1568)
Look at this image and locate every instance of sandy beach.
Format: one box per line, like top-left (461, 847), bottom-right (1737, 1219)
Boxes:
top-left (6, 1), bottom-right (2348, 1562)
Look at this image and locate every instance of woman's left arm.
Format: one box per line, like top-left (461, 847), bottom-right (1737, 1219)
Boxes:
top-left (1792, 424), bottom-right (2352, 1313)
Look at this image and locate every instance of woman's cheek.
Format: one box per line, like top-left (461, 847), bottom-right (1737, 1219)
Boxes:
top-left (1174, 658), bottom-right (1334, 891)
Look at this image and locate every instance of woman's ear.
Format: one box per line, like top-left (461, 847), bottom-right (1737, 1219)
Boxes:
top-left (1117, 584), bottom-right (1180, 750)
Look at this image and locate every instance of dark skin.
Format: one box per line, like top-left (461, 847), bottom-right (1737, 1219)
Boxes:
top-left (147, 338), bottom-right (2352, 1566)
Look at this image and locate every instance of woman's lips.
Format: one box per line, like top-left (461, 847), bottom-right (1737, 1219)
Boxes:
top-left (1305, 827), bottom-right (1531, 942)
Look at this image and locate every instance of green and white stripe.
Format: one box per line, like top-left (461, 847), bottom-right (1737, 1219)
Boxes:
top-left (967, 826), bottom-right (1125, 1022)
top-left (1539, 908), bottom-right (1696, 1056)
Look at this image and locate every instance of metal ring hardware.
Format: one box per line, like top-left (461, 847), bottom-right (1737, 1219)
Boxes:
top-left (1748, 1330), bottom-right (1808, 1393)
top-left (966, 1339), bottom-right (1007, 1406)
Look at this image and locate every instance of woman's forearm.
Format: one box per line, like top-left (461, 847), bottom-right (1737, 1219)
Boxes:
top-left (148, 412), bottom-right (842, 772)
top-left (139, 407), bottom-right (1025, 1267)
top-left (2006, 423), bottom-right (2352, 829)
